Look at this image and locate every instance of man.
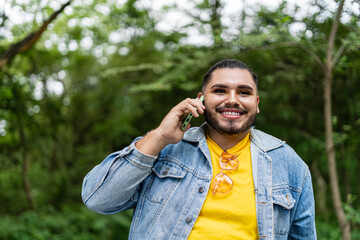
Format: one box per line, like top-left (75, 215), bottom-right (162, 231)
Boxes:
top-left (82, 59), bottom-right (316, 239)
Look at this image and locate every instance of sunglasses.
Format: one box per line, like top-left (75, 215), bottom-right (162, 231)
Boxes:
top-left (212, 151), bottom-right (239, 195)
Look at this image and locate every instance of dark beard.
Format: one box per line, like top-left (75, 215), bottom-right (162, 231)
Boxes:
top-left (204, 109), bottom-right (257, 136)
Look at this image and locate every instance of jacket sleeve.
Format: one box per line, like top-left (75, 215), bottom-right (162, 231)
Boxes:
top-left (81, 137), bottom-right (157, 215)
top-left (288, 167), bottom-right (317, 239)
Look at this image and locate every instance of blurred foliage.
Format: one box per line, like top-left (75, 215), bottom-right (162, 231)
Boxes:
top-left (0, 205), bottom-right (132, 240)
top-left (1, 0), bottom-right (360, 238)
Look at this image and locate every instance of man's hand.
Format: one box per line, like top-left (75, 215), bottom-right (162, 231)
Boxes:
top-left (135, 93), bottom-right (205, 157)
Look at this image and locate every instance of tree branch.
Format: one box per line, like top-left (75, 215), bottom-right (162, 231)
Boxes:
top-left (332, 43), bottom-right (346, 66)
top-left (0, 0), bottom-right (71, 69)
top-left (327, 0), bottom-right (345, 70)
top-left (299, 130), bottom-right (325, 148)
top-left (259, 41), bottom-right (324, 69)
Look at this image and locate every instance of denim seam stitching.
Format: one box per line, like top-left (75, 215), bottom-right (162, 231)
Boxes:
top-left (157, 157), bottom-right (211, 180)
top-left (83, 155), bottom-right (122, 203)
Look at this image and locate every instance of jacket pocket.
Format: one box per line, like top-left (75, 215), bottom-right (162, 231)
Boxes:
top-left (144, 160), bottom-right (187, 204)
top-left (272, 188), bottom-right (296, 237)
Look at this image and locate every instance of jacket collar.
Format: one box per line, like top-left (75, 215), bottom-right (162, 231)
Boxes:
top-left (182, 123), bottom-right (207, 143)
top-left (183, 123), bottom-right (285, 152)
top-left (249, 128), bottom-right (285, 152)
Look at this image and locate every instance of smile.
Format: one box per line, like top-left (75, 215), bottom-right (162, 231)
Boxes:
top-left (221, 111), bottom-right (243, 116)
top-left (217, 107), bottom-right (248, 119)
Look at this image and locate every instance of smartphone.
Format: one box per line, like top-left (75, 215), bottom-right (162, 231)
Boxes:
top-left (181, 95), bottom-right (204, 131)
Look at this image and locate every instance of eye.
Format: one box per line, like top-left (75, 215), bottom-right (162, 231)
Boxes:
top-left (238, 90), bottom-right (251, 95)
top-left (214, 89), bottom-right (226, 94)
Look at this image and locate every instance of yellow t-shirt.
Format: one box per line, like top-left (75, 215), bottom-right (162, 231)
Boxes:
top-left (188, 133), bottom-right (258, 239)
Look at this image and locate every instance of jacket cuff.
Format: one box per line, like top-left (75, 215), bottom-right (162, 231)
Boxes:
top-left (123, 138), bottom-right (158, 169)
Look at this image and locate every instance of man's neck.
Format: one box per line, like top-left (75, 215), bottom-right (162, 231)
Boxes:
top-left (207, 126), bottom-right (250, 151)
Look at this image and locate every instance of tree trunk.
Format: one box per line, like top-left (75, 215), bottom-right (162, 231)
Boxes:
top-left (324, 69), bottom-right (350, 239)
top-left (340, 141), bottom-right (351, 198)
top-left (324, 0), bottom-right (350, 239)
top-left (311, 161), bottom-right (327, 218)
top-left (16, 114), bottom-right (34, 209)
top-left (22, 148), bottom-right (34, 209)
top-left (209, 0), bottom-right (222, 44)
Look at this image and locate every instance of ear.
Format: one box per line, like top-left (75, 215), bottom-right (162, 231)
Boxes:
top-left (197, 92), bottom-right (203, 99)
top-left (256, 95), bottom-right (260, 114)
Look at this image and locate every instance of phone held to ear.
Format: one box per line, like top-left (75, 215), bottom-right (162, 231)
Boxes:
top-left (181, 95), bottom-right (204, 131)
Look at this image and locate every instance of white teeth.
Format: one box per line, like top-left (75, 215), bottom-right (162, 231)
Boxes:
top-left (222, 111), bottom-right (241, 116)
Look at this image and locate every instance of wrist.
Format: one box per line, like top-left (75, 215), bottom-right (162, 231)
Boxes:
top-left (135, 129), bottom-right (169, 157)
top-left (150, 128), bottom-right (171, 149)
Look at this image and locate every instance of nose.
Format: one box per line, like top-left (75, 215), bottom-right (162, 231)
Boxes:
top-left (225, 91), bottom-right (239, 106)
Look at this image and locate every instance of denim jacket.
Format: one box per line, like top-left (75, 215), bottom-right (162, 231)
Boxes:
top-left (82, 124), bottom-right (316, 239)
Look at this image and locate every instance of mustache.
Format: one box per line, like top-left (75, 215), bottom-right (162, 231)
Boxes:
top-left (215, 105), bottom-right (248, 113)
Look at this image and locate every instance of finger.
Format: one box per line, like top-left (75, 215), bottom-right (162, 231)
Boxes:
top-left (192, 97), bottom-right (205, 115)
top-left (196, 93), bottom-right (205, 111)
top-left (185, 102), bottom-right (200, 117)
top-left (177, 97), bottom-right (204, 118)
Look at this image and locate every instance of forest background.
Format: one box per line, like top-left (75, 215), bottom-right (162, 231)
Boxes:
top-left (1, 0), bottom-right (360, 239)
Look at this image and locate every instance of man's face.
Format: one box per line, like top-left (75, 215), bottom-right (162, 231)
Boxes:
top-left (203, 68), bottom-right (260, 136)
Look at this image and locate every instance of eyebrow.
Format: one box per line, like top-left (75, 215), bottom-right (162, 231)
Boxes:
top-left (210, 84), bottom-right (254, 92)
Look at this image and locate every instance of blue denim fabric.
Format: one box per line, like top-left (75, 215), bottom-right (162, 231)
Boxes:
top-left (82, 124), bottom-right (316, 239)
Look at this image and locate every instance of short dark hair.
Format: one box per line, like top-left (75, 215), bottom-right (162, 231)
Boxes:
top-left (202, 59), bottom-right (258, 91)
